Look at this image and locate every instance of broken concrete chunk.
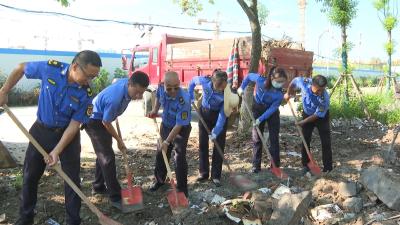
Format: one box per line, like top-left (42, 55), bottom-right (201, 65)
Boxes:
top-left (310, 204), bottom-right (342, 222)
top-left (342, 197), bottom-right (363, 213)
top-left (268, 191), bottom-right (312, 225)
top-left (271, 184), bottom-right (291, 200)
top-left (361, 166), bottom-right (400, 210)
top-left (338, 181), bottom-right (357, 198)
top-left (242, 217), bottom-right (262, 225)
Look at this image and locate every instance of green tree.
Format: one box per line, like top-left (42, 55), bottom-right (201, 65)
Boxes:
top-left (92, 68), bottom-right (111, 95)
top-left (374, 0), bottom-right (398, 92)
top-left (174, 0), bottom-right (267, 133)
top-left (317, 0), bottom-right (358, 101)
top-left (113, 68), bottom-right (128, 79)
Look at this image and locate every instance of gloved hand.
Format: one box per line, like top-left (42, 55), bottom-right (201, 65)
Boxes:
top-left (237, 87), bottom-right (243, 97)
top-left (252, 118), bottom-right (261, 127)
top-left (208, 132), bottom-right (217, 141)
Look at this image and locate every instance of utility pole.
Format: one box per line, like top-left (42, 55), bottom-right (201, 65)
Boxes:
top-left (298, 0), bottom-right (307, 47)
top-left (198, 11), bottom-right (220, 39)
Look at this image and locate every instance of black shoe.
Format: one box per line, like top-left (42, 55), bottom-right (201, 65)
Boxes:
top-left (251, 168), bottom-right (261, 174)
top-left (322, 168), bottom-right (332, 173)
top-left (91, 187), bottom-right (108, 195)
top-left (302, 166), bottom-right (310, 175)
top-left (111, 199), bottom-right (123, 211)
top-left (212, 178), bottom-right (221, 187)
top-left (15, 218), bottom-right (34, 225)
top-left (196, 175), bottom-right (209, 182)
top-left (149, 182), bottom-right (164, 192)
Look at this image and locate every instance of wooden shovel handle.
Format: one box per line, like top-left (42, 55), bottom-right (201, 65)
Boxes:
top-left (287, 100), bottom-right (315, 161)
top-left (152, 118), bottom-right (174, 181)
top-left (115, 118), bottom-right (132, 181)
top-left (2, 105), bottom-right (106, 219)
top-left (191, 103), bottom-right (233, 172)
top-left (242, 100), bottom-right (278, 169)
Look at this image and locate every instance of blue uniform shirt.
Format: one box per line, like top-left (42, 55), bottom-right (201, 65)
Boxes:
top-left (156, 85), bottom-right (191, 128)
top-left (240, 73), bottom-right (283, 122)
top-left (91, 78), bottom-right (131, 122)
top-left (188, 76), bottom-right (226, 136)
top-left (24, 60), bottom-right (93, 128)
top-left (292, 77), bottom-right (330, 118)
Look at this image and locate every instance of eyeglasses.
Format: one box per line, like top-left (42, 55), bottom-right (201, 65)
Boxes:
top-left (166, 87), bottom-right (179, 92)
top-left (77, 63), bottom-right (98, 80)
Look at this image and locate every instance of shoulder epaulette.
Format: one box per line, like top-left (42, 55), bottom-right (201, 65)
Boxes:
top-left (47, 59), bottom-right (62, 68)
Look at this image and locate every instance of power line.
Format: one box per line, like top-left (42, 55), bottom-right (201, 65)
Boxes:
top-left (0, 3), bottom-right (252, 34)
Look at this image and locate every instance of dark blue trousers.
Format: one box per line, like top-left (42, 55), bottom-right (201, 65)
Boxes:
top-left (85, 119), bottom-right (121, 202)
top-left (252, 101), bottom-right (281, 169)
top-left (198, 106), bottom-right (227, 179)
top-left (20, 121), bottom-right (81, 225)
top-left (154, 123), bottom-right (191, 196)
top-left (301, 111), bottom-right (332, 171)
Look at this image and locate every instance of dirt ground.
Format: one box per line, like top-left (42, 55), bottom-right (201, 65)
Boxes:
top-left (1, 101), bottom-right (400, 225)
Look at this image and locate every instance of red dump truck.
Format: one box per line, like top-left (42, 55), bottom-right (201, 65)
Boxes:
top-left (121, 34), bottom-right (313, 113)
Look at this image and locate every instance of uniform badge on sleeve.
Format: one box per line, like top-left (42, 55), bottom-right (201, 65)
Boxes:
top-left (86, 104), bottom-right (93, 116)
top-left (181, 111), bottom-right (188, 120)
top-left (47, 60), bottom-right (62, 68)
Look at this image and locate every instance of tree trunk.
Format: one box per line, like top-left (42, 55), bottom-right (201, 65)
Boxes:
top-left (387, 30), bottom-right (392, 92)
top-left (341, 25), bottom-right (349, 103)
top-left (237, 0), bottom-right (262, 134)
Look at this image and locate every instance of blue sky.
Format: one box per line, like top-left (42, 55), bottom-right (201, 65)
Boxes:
top-left (0, 0), bottom-right (397, 62)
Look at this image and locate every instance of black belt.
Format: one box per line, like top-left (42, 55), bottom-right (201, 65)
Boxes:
top-left (35, 120), bottom-right (67, 133)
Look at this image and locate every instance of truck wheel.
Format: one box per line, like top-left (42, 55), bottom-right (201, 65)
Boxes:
top-left (142, 90), bottom-right (154, 116)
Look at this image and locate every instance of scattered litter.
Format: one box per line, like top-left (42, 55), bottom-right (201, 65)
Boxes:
top-left (46, 218), bottom-right (60, 225)
top-left (202, 189), bottom-right (215, 203)
top-left (343, 213), bottom-right (356, 220)
top-left (0, 214), bottom-right (6, 223)
top-left (310, 204), bottom-right (343, 221)
top-left (271, 184), bottom-right (291, 199)
top-left (157, 203), bottom-right (164, 208)
top-left (242, 217), bottom-right (262, 225)
top-left (211, 194), bottom-right (226, 205)
top-left (287, 151), bottom-right (301, 157)
top-left (368, 211), bottom-right (386, 222)
top-left (223, 206), bottom-right (241, 223)
top-left (258, 187), bottom-right (272, 194)
top-left (144, 221), bottom-right (157, 225)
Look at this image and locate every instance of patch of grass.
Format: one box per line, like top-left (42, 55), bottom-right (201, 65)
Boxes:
top-left (13, 171), bottom-right (23, 190)
top-left (330, 91), bottom-right (400, 125)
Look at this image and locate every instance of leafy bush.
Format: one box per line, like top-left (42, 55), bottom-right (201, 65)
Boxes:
top-left (0, 70), bottom-right (39, 106)
top-left (91, 68), bottom-right (111, 95)
top-left (330, 91), bottom-right (400, 125)
top-left (113, 68), bottom-right (128, 79)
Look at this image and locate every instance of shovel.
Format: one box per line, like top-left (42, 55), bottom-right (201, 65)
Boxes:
top-left (151, 118), bottom-right (189, 214)
top-left (2, 105), bottom-right (123, 225)
top-left (192, 103), bottom-right (257, 191)
top-left (242, 100), bottom-right (288, 179)
top-left (287, 100), bottom-right (322, 176)
top-left (115, 118), bottom-right (143, 212)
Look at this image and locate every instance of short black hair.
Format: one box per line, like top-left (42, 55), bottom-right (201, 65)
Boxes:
top-left (130, 71), bottom-right (149, 87)
top-left (312, 74), bottom-right (328, 87)
top-left (72, 50), bottom-right (102, 67)
top-left (212, 69), bottom-right (228, 82)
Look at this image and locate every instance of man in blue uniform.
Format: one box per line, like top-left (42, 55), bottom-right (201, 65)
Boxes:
top-left (85, 71), bottom-right (149, 211)
top-left (147, 71), bottom-right (192, 197)
top-left (188, 69), bottom-right (227, 186)
top-left (0, 50), bottom-right (102, 225)
top-left (284, 74), bottom-right (332, 173)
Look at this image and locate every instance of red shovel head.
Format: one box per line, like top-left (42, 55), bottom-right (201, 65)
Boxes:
top-left (166, 179), bottom-right (189, 214)
top-left (121, 173), bottom-right (143, 212)
top-left (307, 161), bottom-right (322, 176)
top-left (167, 190), bottom-right (189, 214)
top-left (271, 167), bottom-right (288, 179)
